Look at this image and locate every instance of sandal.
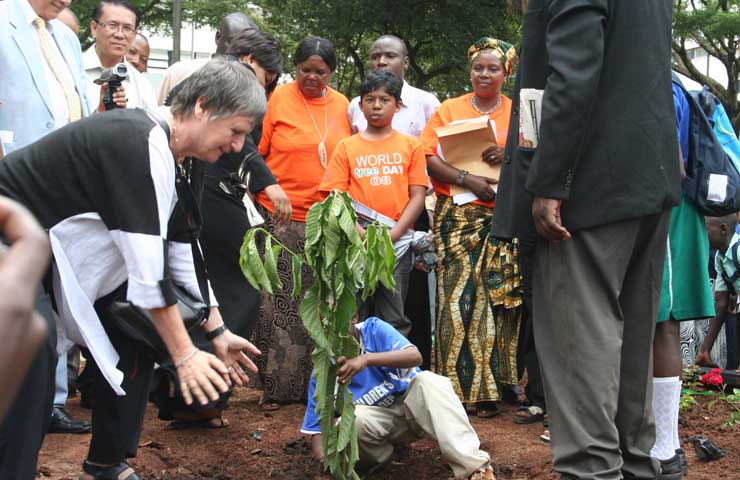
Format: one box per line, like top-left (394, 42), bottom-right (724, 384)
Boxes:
top-left (513, 405), bottom-right (545, 424)
top-left (169, 416), bottom-right (229, 429)
top-left (80, 460), bottom-right (140, 480)
top-left (476, 401), bottom-right (501, 418)
top-left (259, 394), bottom-right (281, 412)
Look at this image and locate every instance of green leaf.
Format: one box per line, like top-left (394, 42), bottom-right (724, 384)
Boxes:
top-left (239, 229), bottom-right (261, 290)
top-left (246, 233), bottom-right (273, 295)
top-left (300, 285), bottom-right (332, 353)
top-left (291, 255), bottom-right (303, 299)
top-left (336, 388), bottom-right (355, 452)
top-left (263, 236), bottom-right (284, 291)
top-left (707, 399), bottom-right (718, 412)
top-left (305, 200), bottom-right (324, 248)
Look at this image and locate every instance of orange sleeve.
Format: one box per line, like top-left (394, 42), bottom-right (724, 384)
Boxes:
top-left (258, 95), bottom-right (275, 157)
top-left (407, 140), bottom-right (429, 187)
top-left (420, 106), bottom-right (446, 157)
top-left (319, 139), bottom-right (351, 193)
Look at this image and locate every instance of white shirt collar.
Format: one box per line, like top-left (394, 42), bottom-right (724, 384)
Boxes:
top-left (83, 44), bottom-right (128, 72)
top-left (20, 0), bottom-right (51, 29)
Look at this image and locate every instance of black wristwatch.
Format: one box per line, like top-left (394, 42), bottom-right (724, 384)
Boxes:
top-left (205, 324), bottom-right (228, 340)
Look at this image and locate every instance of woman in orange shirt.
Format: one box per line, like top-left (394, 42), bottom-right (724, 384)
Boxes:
top-left (254, 36), bottom-right (352, 408)
top-left (421, 38), bottom-right (522, 418)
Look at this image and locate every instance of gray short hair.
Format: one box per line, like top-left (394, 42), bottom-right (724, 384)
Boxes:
top-left (171, 58), bottom-right (266, 123)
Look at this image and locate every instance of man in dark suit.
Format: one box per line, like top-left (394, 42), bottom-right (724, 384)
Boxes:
top-left (493, 1), bottom-right (681, 479)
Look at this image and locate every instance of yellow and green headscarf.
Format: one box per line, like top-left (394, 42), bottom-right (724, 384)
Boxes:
top-left (467, 37), bottom-right (518, 76)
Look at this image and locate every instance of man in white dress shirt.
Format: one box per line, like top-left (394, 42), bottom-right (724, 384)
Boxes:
top-left (347, 35), bottom-right (440, 138)
top-left (83, 0), bottom-right (155, 113)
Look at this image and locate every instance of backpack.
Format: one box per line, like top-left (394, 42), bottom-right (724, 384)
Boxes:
top-left (673, 72), bottom-right (740, 216)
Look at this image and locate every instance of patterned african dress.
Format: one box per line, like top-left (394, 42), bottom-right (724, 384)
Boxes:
top-left (433, 195), bottom-right (522, 404)
top-left (252, 205), bottom-right (315, 403)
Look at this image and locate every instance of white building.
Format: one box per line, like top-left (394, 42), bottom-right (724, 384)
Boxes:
top-left (140, 22), bottom-right (216, 93)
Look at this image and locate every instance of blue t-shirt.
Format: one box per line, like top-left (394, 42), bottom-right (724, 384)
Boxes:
top-left (672, 82), bottom-right (690, 164)
top-left (300, 317), bottom-right (420, 434)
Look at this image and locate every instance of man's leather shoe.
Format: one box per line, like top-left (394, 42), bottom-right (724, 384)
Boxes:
top-left (48, 406), bottom-right (91, 434)
top-left (658, 453), bottom-right (684, 479)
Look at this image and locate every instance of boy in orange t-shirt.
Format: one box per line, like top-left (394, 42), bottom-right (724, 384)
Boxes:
top-left (320, 70), bottom-right (428, 336)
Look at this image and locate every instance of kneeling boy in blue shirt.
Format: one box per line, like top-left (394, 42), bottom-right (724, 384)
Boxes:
top-left (301, 316), bottom-right (496, 479)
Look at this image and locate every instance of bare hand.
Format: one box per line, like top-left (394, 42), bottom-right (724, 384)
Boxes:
top-left (532, 196), bottom-right (571, 242)
top-left (263, 184), bottom-right (292, 223)
top-left (175, 349), bottom-right (230, 406)
top-left (336, 355), bottom-right (367, 384)
top-left (464, 174), bottom-right (498, 202)
top-left (481, 145), bottom-right (505, 166)
top-left (98, 84), bottom-right (127, 111)
top-left (211, 329), bottom-right (261, 387)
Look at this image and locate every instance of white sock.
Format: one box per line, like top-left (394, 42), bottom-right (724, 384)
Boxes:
top-left (672, 380), bottom-right (682, 452)
top-left (650, 376), bottom-right (681, 461)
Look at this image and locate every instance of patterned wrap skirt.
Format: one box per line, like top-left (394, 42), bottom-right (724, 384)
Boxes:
top-left (433, 195), bottom-right (522, 404)
top-left (252, 204), bottom-right (314, 403)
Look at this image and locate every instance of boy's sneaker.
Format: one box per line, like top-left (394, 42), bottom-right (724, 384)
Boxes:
top-left (469, 464), bottom-right (496, 480)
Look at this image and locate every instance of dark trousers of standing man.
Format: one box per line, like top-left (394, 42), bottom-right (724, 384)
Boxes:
top-left (534, 210), bottom-right (670, 480)
top-left (0, 290), bottom-right (57, 479)
top-left (518, 239), bottom-right (546, 411)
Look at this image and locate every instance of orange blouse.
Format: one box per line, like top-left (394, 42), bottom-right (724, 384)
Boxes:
top-left (257, 81), bottom-right (352, 221)
top-left (420, 92), bottom-right (512, 208)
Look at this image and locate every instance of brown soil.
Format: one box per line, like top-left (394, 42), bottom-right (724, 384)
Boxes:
top-left (37, 388), bottom-right (739, 480)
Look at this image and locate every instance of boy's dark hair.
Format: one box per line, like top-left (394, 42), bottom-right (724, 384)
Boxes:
top-left (226, 28), bottom-right (283, 78)
top-left (92, 0), bottom-right (141, 27)
top-left (359, 70), bottom-right (403, 102)
top-left (294, 36), bottom-right (337, 72)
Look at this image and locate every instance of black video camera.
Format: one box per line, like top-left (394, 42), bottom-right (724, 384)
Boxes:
top-left (94, 63), bottom-right (128, 111)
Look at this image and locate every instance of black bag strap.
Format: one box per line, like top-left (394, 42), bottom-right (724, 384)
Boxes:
top-left (148, 110), bottom-right (211, 307)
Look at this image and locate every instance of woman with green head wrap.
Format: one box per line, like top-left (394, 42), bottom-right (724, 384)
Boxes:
top-left (420, 37), bottom-right (522, 419)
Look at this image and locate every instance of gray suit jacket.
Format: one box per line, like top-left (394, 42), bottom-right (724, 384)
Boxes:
top-left (493, 0), bottom-right (680, 241)
top-left (0, 0), bottom-right (90, 154)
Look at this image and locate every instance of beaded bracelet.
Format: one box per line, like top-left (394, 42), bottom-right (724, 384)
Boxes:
top-left (456, 169), bottom-right (469, 186)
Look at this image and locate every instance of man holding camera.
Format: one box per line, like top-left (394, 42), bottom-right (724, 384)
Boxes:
top-left (82, 0), bottom-right (155, 113)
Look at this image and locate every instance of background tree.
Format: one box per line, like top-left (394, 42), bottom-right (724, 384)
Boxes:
top-left (672, 0), bottom-right (740, 131)
top-left (70, 0), bottom-right (244, 51)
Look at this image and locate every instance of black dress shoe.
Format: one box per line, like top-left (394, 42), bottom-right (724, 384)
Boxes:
top-left (48, 406), bottom-right (91, 434)
top-left (675, 448), bottom-right (688, 476)
top-left (658, 453), bottom-right (684, 479)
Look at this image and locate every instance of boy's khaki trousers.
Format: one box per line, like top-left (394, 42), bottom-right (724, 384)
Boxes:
top-left (355, 371), bottom-right (490, 478)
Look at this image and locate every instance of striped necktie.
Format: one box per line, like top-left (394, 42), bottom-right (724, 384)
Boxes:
top-left (33, 17), bottom-right (82, 122)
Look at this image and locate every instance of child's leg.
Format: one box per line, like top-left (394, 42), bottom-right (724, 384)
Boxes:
top-left (372, 248), bottom-right (413, 336)
top-left (402, 371), bottom-right (490, 479)
top-left (355, 404), bottom-right (407, 470)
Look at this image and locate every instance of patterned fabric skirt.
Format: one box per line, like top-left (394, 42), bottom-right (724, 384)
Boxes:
top-left (433, 195), bottom-right (522, 404)
top-left (252, 205), bottom-right (314, 403)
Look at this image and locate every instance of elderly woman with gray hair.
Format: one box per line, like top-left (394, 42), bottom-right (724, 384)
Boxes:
top-left (0, 58), bottom-right (264, 480)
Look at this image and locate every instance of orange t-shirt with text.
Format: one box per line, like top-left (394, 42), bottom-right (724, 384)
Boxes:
top-left (420, 92), bottom-right (512, 208)
top-left (257, 81), bottom-right (352, 221)
top-left (320, 131), bottom-right (429, 221)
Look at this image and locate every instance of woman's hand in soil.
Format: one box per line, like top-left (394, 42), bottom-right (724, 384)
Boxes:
top-left (336, 355), bottom-right (367, 384)
top-left (211, 329), bottom-right (261, 387)
top-left (176, 349), bottom-right (230, 406)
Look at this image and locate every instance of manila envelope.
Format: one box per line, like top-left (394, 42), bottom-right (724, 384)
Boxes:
top-left (435, 116), bottom-right (499, 195)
